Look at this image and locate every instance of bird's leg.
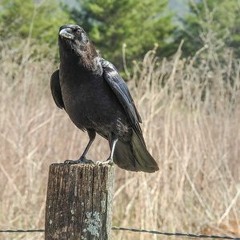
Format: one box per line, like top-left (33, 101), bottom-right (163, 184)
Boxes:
top-left (108, 137), bottom-right (118, 162)
top-left (97, 134), bottom-right (118, 166)
top-left (65, 129), bottom-right (96, 164)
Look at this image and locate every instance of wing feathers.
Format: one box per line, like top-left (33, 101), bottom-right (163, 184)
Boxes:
top-left (50, 70), bottom-right (65, 109)
top-left (100, 58), bottom-right (143, 139)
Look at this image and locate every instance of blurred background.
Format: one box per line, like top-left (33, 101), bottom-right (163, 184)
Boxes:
top-left (0, 0), bottom-right (240, 239)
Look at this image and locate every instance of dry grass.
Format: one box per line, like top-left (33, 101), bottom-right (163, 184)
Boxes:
top-left (0, 40), bottom-right (239, 240)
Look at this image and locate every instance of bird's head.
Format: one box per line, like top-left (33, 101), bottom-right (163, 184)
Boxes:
top-left (58, 25), bottom-right (98, 66)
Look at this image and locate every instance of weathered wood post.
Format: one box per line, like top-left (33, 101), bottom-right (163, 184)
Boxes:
top-left (45, 163), bottom-right (114, 240)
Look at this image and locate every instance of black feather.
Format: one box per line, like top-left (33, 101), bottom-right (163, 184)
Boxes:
top-left (100, 59), bottom-right (143, 141)
top-left (50, 70), bottom-right (64, 109)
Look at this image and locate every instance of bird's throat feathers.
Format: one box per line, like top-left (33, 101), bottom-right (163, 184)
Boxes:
top-left (59, 39), bottom-right (99, 72)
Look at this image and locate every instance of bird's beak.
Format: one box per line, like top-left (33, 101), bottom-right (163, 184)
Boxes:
top-left (59, 28), bottom-right (74, 40)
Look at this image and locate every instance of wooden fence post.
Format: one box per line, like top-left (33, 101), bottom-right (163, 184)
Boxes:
top-left (45, 163), bottom-right (115, 240)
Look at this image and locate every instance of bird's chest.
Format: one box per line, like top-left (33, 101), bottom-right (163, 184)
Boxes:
top-left (62, 77), bottom-right (96, 108)
top-left (60, 73), bottom-right (118, 129)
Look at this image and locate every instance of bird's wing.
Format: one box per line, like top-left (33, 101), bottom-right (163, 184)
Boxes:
top-left (100, 58), bottom-right (143, 137)
top-left (50, 70), bottom-right (65, 109)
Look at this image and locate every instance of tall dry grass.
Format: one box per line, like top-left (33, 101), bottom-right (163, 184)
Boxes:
top-left (0, 40), bottom-right (240, 240)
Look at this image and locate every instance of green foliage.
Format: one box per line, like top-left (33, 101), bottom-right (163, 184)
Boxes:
top-left (175, 0), bottom-right (240, 57)
top-left (68, 0), bottom-right (174, 69)
top-left (0, 0), bottom-right (71, 50)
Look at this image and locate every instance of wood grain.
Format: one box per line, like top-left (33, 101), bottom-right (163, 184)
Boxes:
top-left (45, 163), bottom-right (115, 240)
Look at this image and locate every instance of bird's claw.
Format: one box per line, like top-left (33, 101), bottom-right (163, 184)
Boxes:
top-left (96, 159), bottom-right (114, 166)
top-left (64, 157), bottom-right (95, 165)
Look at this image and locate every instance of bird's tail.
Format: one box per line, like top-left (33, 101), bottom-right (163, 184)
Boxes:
top-left (113, 130), bottom-right (159, 173)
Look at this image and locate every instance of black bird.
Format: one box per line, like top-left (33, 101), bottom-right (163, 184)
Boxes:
top-left (50, 24), bottom-right (159, 172)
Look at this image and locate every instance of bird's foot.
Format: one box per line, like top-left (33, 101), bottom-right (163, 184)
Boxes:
top-left (96, 159), bottom-right (114, 166)
top-left (64, 157), bottom-right (95, 165)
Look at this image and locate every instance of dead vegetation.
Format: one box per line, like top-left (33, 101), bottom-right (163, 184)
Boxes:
top-left (0, 40), bottom-right (239, 239)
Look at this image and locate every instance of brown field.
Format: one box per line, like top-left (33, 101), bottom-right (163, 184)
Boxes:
top-left (0, 41), bottom-right (239, 239)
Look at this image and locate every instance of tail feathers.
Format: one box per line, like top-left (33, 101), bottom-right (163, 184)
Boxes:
top-left (113, 131), bottom-right (159, 173)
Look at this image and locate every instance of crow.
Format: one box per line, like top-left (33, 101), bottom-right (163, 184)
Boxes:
top-left (50, 24), bottom-right (159, 172)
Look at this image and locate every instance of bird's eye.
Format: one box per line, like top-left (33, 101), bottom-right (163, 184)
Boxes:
top-left (76, 29), bottom-right (81, 35)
